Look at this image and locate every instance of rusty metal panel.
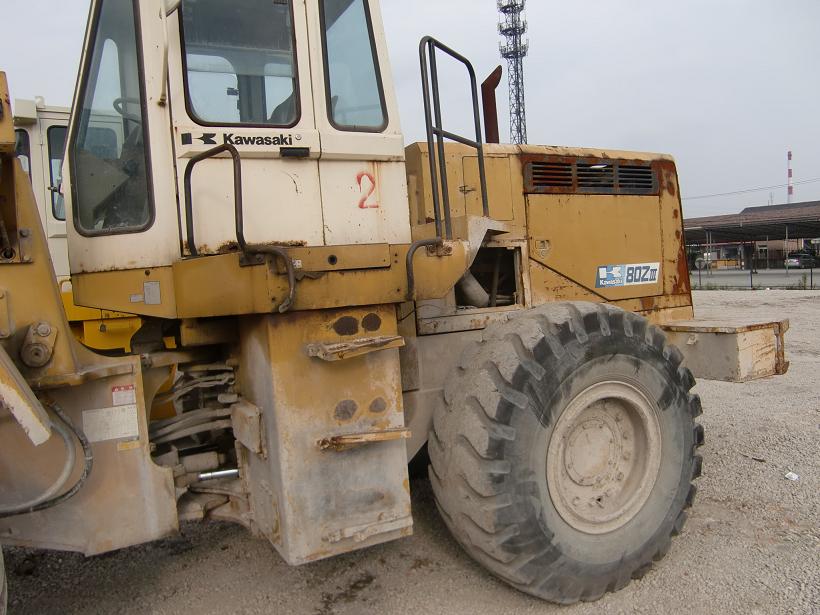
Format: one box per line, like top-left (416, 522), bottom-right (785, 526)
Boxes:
top-left (656, 160), bottom-right (692, 298)
top-left (527, 193), bottom-right (664, 301)
top-left (237, 306), bottom-right (412, 565)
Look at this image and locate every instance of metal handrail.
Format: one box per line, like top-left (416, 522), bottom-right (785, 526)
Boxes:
top-left (182, 144), bottom-right (295, 313)
top-left (409, 37), bottom-right (490, 301)
top-left (419, 36), bottom-right (490, 240)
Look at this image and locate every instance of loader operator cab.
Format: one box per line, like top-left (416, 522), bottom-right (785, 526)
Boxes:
top-left (66, 0), bottom-right (407, 281)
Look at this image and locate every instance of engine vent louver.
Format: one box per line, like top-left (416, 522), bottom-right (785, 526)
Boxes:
top-left (529, 162), bottom-right (573, 188)
top-left (576, 162), bottom-right (616, 190)
top-left (618, 164), bottom-right (656, 192)
top-left (525, 158), bottom-right (658, 196)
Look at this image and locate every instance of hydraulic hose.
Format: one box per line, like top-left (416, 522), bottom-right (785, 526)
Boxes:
top-left (0, 403), bottom-right (93, 519)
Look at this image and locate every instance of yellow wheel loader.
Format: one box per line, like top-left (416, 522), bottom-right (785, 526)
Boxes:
top-left (0, 0), bottom-right (788, 606)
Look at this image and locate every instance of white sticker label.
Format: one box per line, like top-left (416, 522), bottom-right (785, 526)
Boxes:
top-left (112, 384), bottom-right (137, 406)
top-left (129, 294), bottom-right (144, 303)
top-left (596, 263), bottom-right (661, 288)
top-left (144, 281), bottom-right (161, 305)
top-left (82, 404), bottom-right (140, 443)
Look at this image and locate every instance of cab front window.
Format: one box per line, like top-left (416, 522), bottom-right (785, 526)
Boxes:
top-left (181, 0), bottom-right (299, 127)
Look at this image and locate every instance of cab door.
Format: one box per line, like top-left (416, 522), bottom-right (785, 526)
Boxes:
top-left (65, 0), bottom-right (182, 276)
top-left (167, 0), bottom-right (324, 253)
top-left (307, 0), bottom-right (410, 246)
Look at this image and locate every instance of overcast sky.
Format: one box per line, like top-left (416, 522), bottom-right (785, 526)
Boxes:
top-left (3, 0), bottom-right (819, 218)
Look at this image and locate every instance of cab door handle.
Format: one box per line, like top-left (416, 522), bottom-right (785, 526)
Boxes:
top-left (281, 147), bottom-right (311, 158)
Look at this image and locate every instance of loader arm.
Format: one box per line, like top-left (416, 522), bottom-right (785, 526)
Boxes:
top-left (0, 344), bottom-right (51, 445)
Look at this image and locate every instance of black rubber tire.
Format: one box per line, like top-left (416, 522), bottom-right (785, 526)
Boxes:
top-left (429, 302), bottom-right (703, 604)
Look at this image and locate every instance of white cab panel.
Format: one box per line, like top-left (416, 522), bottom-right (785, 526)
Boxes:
top-left (320, 160), bottom-right (411, 245)
top-left (168, 0), bottom-right (325, 254)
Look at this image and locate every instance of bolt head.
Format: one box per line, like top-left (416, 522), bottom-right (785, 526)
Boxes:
top-left (35, 323), bottom-right (51, 337)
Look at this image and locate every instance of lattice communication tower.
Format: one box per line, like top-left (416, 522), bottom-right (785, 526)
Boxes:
top-left (498, 0), bottom-right (528, 144)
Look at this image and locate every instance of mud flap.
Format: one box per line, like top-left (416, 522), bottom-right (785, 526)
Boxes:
top-left (237, 306), bottom-right (412, 565)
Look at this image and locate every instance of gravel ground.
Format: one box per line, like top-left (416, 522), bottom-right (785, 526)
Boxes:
top-left (4, 291), bottom-right (819, 614)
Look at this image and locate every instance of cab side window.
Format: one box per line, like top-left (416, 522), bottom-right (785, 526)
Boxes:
top-left (70, 0), bottom-right (153, 235)
top-left (320, 0), bottom-right (387, 132)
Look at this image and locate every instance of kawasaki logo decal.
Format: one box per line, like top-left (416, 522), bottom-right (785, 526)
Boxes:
top-left (181, 132), bottom-right (298, 147)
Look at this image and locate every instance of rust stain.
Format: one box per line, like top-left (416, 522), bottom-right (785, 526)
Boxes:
top-left (673, 239), bottom-right (693, 296)
top-left (216, 241), bottom-right (240, 253)
top-left (640, 296), bottom-right (656, 311)
top-left (361, 313), bottom-right (382, 332)
top-left (369, 397), bottom-right (387, 413)
top-left (666, 174), bottom-right (677, 197)
top-left (334, 400), bottom-right (358, 421)
top-left (332, 316), bottom-right (359, 336)
top-left (655, 160), bottom-right (678, 197)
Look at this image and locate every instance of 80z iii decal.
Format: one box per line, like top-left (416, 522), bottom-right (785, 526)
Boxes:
top-left (596, 263), bottom-right (661, 288)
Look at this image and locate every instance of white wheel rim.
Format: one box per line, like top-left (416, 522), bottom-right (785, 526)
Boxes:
top-left (546, 380), bottom-right (662, 535)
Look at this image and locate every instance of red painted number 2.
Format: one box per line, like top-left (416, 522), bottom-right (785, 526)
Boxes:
top-left (357, 172), bottom-right (379, 209)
